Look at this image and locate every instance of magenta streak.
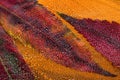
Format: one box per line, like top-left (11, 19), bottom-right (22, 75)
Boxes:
top-left (59, 13), bottom-right (120, 67)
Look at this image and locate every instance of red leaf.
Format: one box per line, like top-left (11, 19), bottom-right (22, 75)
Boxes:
top-left (59, 13), bottom-right (120, 68)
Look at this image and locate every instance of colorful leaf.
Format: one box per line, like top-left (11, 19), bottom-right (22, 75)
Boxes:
top-left (0, 0), bottom-right (116, 77)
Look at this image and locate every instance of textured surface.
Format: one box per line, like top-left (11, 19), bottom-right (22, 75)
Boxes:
top-left (0, 0), bottom-right (120, 80)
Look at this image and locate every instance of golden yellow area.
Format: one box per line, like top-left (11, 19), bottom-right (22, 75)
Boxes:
top-left (0, 0), bottom-right (120, 79)
top-left (38, 0), bottom-right (120, 23)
